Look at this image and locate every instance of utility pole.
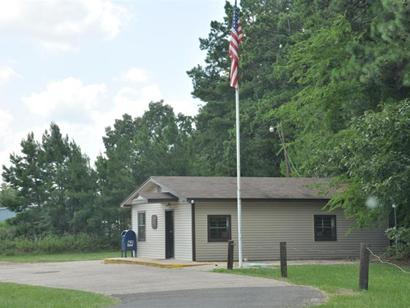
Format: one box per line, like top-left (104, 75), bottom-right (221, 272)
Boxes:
top-left (270, 123), bottom-right (291, 177)
top-left (278, 124), bottom-right (291, 177)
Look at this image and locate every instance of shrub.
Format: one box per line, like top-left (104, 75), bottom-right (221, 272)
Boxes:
top-left (0, 222), bottom-right (17, 241)
top-left (385, 227), bottom-right (410, 259)
top-left (0, 233), bottom-right (117, 256)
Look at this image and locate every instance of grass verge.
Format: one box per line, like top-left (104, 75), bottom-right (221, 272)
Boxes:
top-left (0, 251), bottom-right (119, 263)
top-left (0, 282), bottom-right (118, 308)
top-left (215, 263), bottom-right (410, 307)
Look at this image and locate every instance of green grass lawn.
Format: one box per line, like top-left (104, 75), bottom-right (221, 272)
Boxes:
top-left (216, 263), bottom-right (410, 307)
top-left (0, 282), bottom-right (117, 308)
top-left (0, 251), bottom-right (119, 263)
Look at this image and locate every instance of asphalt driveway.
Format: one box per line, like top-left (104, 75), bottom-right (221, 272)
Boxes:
top-left (0, 261), bottom-right (325, 307)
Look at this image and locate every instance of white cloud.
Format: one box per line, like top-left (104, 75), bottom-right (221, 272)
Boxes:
top-left (0, 0), bottom-right (130, 51)
top-left (0, 66), bottom-right (18, 86)
top-left (166, 98), bottom-right (200, 116)
top-left (98, 83), bottom-right (162, 126)
top-left (113, 68), bottom-right (163, 118)
top-left (0, 109), bottom-right (13, 147)
top-left (0, 108), bottom-right (15, 170)
top-left (23, 77), bottom-right (107, 119)
top-left (18, 75), bottom-right (164, 162)
top-left (140, 84), bottom-right (162, 102)
top-left (10, 68), bottom-right (198, 166)
top-left (121, 68), bottom-right (149, 84)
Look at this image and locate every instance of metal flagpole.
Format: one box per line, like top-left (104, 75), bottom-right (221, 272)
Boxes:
top-left (235, 86), bottom-right (243, 268)
top-left (229, 0), bottom-right (243, 268)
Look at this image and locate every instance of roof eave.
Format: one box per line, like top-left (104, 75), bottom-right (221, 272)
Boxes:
top-left (187, 197), bottom-right (331, 202)
top-left (145, 197), bottom-right (178, 203)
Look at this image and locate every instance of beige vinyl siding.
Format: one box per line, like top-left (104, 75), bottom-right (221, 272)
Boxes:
top-left (131, 203), bottom-right (165, 259)
top-left (131, 201), bottom-right (192, 260)
top-left (171, 202), bottom-right (192, 260)
top-left (195, 201), bottom-right (388, 261)
top-left (195, 203), bottom-right (237, 261)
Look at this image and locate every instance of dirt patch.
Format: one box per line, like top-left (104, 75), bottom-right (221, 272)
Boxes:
top-left (334, 288), bottom-right (359, 296)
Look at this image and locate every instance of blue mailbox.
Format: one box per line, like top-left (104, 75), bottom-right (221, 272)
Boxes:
top-left (121, 229), bottom-right (137, 257)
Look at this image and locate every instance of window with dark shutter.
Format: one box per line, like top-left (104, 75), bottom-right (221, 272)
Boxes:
top-left (138, 212), bottom-right (146, 241)
top-left (314, 215), bottom-right (337, 241)
top-left (208, 215), bottom-right (231, 242)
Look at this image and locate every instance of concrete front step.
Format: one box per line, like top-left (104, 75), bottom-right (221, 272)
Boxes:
top-left (104, 257), bottom-right (211, 269)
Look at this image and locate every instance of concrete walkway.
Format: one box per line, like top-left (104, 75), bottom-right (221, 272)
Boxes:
top-left (103, 257), bottom-right (354, 270)
top-left (104, 257), bottom-right (211, 268)
top-left (0, 260), bottom-right (326, 307)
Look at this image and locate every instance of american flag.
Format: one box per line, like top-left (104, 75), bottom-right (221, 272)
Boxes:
top-left (229, 1), bottom-right (243, 89)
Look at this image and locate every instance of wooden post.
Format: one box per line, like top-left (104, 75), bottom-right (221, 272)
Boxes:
top-left (280, 242), bottom-right (287, 278)
top-left (359, 243), bottom-right (370, 290)
top-left (227, 240), bottom-right (234, 270)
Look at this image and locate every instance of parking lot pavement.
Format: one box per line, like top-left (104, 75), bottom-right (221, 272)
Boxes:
top-left (0, 260), bottom-right (325, 307)
top-left (114, 287), bottom-right (325, 308)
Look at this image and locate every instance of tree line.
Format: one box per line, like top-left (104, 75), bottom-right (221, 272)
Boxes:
top-left (1, 0), bottom-right (409, 253)
top-left (188, 0), bottom-right (409, 229)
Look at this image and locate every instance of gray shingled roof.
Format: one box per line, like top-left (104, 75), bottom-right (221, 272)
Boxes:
top-left (139, 192), bottom-right (178, 202)
top-left (150, 176), bottom-right (332, 200)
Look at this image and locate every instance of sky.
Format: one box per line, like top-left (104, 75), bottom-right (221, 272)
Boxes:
top-left (0, 0), bottom-right (228, 170)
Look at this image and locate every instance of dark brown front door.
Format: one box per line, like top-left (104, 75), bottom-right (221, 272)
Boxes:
top-left (165, 211), bottom-right (174, 259)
